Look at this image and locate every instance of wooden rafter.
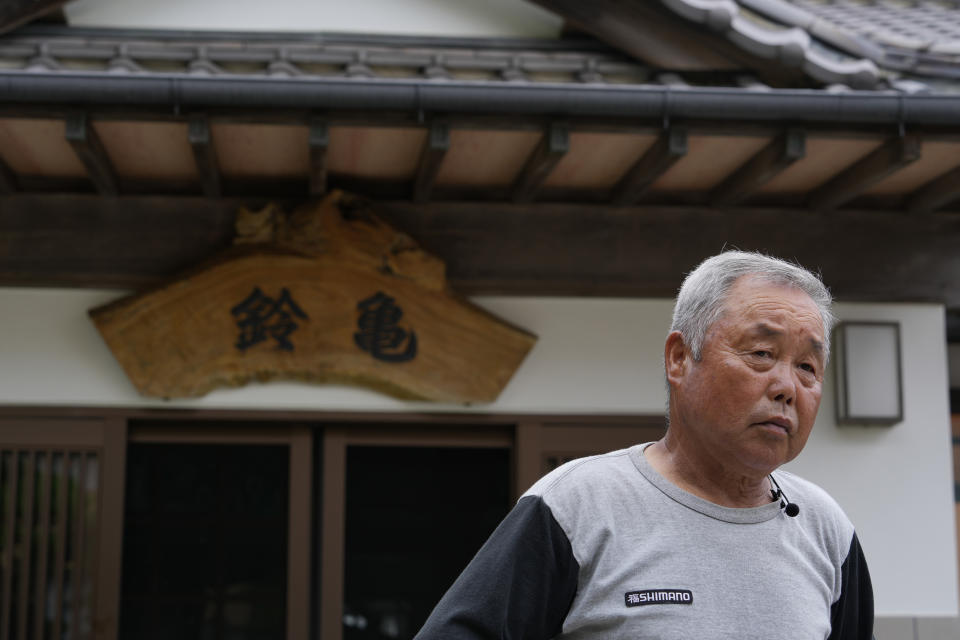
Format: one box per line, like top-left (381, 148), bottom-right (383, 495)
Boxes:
top-left (711, 129), bottom-right (805, 206)
top-left (611, 126), bottom-right (687, 206)
top-left (511, 122), bottom-right (569, 203)
top-left (0, 0), bottom-right (66, 35)
top-left (413, 121), bottom-right (450, 203)
top-left (807, 135), bottom-right (922, 211)
top-left (906, 164), bottom-right (960, 214)
top-left (188, 116), bottom-right (221, 198)
top-left (64, 114), bottom-right (119, 196)
top-left (309, 119), bottom-right (330, 197)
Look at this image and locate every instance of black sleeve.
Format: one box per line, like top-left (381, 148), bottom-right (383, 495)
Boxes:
top-left (413, 495), bottom-right (580, 640)
top-left (827, 533), bottom-right (874, 640)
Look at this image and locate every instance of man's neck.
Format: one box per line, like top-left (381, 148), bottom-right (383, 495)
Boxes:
top-left (644, 436), bottom-right (774, 509)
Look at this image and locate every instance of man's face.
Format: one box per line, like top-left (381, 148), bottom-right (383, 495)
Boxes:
top-left (668, 276), bottom-right (827, 475)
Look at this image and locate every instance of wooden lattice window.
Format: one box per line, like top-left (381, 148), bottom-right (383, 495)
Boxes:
top-left (0, 418), bottom-right (126, 640)
top-left (1, 450), bottom-right (98, 640)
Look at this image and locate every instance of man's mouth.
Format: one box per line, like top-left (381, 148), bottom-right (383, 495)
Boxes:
top-left (756, 418), bottom-right (792, 434)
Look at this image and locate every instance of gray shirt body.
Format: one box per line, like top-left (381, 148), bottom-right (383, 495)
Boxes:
top-left (415, 443), bottom-right (873, 640)
top-left (528, 444), bottom-right (855, 639)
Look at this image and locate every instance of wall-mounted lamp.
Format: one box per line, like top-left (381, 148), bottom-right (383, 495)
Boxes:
top-left (834, 321), bottom-right (903, 425)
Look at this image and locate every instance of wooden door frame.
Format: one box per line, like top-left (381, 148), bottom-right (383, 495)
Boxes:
top-left (319, 424), bottom-right (513, 640)
top-left (128, 423), bottom-right (313, 640)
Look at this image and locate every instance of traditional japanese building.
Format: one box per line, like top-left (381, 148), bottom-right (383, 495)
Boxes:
top-left (1, 1), bottom-right (959, 638)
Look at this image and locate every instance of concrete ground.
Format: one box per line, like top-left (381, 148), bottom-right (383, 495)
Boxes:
top-left (874, 617), bottom-right (960, 639)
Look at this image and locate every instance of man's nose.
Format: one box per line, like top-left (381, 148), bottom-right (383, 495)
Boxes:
top-left (768, 362), bottom-right (795, 405)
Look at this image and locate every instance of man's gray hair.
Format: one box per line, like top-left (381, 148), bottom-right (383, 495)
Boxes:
top-left (671, 251), bottom-right (835, 361)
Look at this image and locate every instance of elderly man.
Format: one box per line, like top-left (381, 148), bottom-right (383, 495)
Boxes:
top-left (415, 251), bottom-right (873, 640)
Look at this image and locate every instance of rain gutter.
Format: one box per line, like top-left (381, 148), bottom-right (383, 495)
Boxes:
top-left (1, 71), bottom-right (957, 126)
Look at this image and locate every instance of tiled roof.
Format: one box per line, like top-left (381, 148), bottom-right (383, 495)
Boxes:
top-left (7, 1), bottom-right (960, 95)
top-left (662, 0), bottom-right (960, 89)
top-left (791, 0), bottom-right (960, 54)
top-left (0, 28), bottom-right (672, 86)
top-left (0, 24), bottom-right (929, 94)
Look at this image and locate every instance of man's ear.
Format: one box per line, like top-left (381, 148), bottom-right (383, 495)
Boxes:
top-left (664, 331), bottom-right (689, 385)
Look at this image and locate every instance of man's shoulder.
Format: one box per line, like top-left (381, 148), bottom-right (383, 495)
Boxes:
top-left (777, 469), bottom-right (858, 545)
top-left (523, 444), bottom-right (644, 501)
top-left (777, 470), bottom-right (844, 512)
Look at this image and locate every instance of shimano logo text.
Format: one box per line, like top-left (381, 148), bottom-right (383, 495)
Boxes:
top-left (625, 589), bottom-right (693, 607)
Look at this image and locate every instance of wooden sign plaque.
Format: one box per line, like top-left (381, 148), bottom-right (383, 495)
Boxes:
top-left (89, 192), bottom-right (536, 403)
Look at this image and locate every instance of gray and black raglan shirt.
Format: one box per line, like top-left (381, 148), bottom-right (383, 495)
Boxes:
top-left (415, 443), bottom-right (873, 640)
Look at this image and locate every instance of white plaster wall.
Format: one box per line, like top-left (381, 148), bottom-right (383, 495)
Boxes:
top-left (0, 288), bottom-right (956, 616)
top-left (64, 0), bottom-right (564, 38)
top-left (0, 289), bottom-right (671, 413)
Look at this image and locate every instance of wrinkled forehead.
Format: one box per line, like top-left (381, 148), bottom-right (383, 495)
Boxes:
top-left (713, 276), bottom-right (827, 342)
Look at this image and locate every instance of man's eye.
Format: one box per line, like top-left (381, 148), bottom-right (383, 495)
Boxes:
top-left (754, 351), bottom-right (770, 358)
top-left (799, 363), bottom-right (816, 374)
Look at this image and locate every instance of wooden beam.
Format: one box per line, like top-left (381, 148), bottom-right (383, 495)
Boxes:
top-left (413, 121), bottom-right (450, 203)
top-left (807, 135), bottom-right (921, 211)
top-left (308, 119), bottom-right (330, 197)
top-left (0, 0), bottom-right (66, 35)
top-left (384, 201), bottom-right (960, 308)
top-left (64, 114), bottom-right (119, 196)
top-left (511, 122), bottom-right (569, 203)
top-left (3, 195), bottom-right (960, 309)
top-left (188, 116), bottom-right (221, 198)
top-left (0, 156), bottom-right (17, 194)
top-left (906, 164), bottom-right (960, 214)
top-left (0, 194), bottom-right (238, 287)
top-left (611, 127), bottom-right (687, 205)
top-left (711, 129), bottom-right (805, 206)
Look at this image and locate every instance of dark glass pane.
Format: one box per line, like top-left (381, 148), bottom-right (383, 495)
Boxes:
top-left (124, 522), bottom-right (217, 596)
top-left (124, 445), bottom-right (219, 518)
top-left (119, 599), bottom-right (213, 640)
top-left (223, 596), bottom-right (286, 639)
top-left (120, 443), bottom-right (289, 640)
top-left (223, 531), bottom-right (286, 589)
top-left (222, 447), bottom-right (288, 518)
top-left (343, 446), bottom-right (510, 640)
